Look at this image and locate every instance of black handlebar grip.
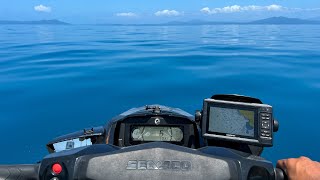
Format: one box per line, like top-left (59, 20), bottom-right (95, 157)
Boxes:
top-left (0, 164), bottom-right (39, 180)
top-left (275, 168), bottom-right (288, 180)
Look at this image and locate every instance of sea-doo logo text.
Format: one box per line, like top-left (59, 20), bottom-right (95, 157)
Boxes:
top-left (126, 160), bottom-right (191, 171)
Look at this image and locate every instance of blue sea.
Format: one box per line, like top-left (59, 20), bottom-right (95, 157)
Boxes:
top-left (0, 25), bottom-right (319, 164)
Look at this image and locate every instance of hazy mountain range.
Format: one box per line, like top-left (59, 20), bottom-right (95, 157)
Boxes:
top-left (249, 16), bottom-right (320, 24)
top-left (308, 16), bottom-right (320, 21)
top-left (162, 17), bottom-right (320, 25)
top-left (0, 19), bottom-right (69, 25)
top-left (0, 17), bottom-right (319, 25)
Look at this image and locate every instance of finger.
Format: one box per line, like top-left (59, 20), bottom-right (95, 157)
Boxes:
top-left (287, 158), bottom-right (298, 168)
top-left (276, 159), bottom-right (287, 169)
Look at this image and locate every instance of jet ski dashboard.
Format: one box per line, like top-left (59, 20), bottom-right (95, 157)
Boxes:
top-left (0, 94), bottom-right (287, 180)
top-left (113, 114), bottom-right (200, 148)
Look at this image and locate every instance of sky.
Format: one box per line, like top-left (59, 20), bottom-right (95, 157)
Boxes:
top-left (0, 0), bottom-right (319, 24)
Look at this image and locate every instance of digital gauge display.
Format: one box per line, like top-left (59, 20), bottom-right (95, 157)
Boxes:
top-left (131, 126), bottom-right (183, 142)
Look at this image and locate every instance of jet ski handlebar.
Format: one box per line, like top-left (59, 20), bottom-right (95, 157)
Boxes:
top-left (275, 167), bottom-right (288, 180)
top-left (0, 164), bottom-right (39, 180)
top-left (0, 164), bottom-right (287, 180)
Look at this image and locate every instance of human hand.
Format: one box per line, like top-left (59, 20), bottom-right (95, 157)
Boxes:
top-left (277, 156), bottom-right (320, 180)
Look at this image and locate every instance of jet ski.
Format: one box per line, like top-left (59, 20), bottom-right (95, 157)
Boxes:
top-left (0, 94), bottom-right (287, 180)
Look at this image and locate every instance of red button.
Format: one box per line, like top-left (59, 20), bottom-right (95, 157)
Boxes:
top-left (52, 163), bottom-right (62, 174)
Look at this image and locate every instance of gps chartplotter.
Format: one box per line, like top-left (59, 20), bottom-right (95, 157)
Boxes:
top-left (202, 98), bottom-right (274, 146)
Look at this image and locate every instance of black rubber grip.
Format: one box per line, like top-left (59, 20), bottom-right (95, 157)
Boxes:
top-left (0, 164), bottom-right (39, 180)
top-left (275, 168), bottom-right (288, 180)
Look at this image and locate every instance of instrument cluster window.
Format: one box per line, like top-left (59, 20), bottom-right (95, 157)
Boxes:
top-left (131, 126), bottom-right (184, 142)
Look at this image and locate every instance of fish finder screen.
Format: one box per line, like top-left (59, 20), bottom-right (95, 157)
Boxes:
top-left (131, 126), bottom-right (183, 142)
top-left (209, 107), bottom-right (255, 137)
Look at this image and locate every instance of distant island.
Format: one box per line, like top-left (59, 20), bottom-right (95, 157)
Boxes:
top-left (162, 17), bottom-right (320, 26)
top-left (115, 16), bottom-right (320, 26)
top-left (249, 16), bottom-right (320, 24)
top-left (0, 19), bottom-right (69, 25)
top-left (308, 16), bottom-right (320, 21)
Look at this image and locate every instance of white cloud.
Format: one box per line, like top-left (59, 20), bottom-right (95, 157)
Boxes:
top-left (155, 10), bottom-right (181, 17)
top-left (201, 4), bottom-right (284, 14)
top-left (115, 12), bottom-right (137, 17)
top-left (34, 5), bottom-right (51, 13)
top-left (242, 5), bottom-right (263, 11)
top-left (266, 4), bottom-right (283, 11)
top-left (219, 5), bottom-right (241, 13)
top-left (200, 7), bottom-right (211, 14)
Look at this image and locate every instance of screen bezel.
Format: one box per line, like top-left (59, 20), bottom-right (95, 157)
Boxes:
top-left (205, 101), bottom-right (259, 141)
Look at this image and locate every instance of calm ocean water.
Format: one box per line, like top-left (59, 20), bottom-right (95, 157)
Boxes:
top-left (0, 25), bottom-right (319, 164)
